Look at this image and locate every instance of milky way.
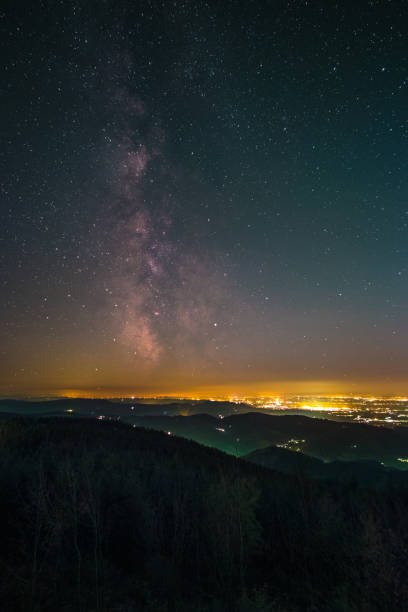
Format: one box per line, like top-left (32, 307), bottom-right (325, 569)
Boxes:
top-left (95, 79), bottom-right (240, 373)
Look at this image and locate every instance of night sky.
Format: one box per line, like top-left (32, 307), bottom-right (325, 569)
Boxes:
top-left (1, 1), bottom-right (407, 397)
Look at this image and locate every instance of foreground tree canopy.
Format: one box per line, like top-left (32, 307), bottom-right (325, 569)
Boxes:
top-left (0, 418), bottom-right (407, 611)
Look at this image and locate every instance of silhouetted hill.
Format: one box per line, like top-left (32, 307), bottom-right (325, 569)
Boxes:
top-left (127, 411), bottom-right (408, 469)
top-left (3, 399), bottom-right (408, 470)
top-left (243, 444), bottom-right (408, 487)
top-left (0, 397), bottom-right (252, 417)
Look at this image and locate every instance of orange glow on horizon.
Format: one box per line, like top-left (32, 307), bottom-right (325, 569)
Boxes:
top-left (2, 378), bottom-right (407, 401)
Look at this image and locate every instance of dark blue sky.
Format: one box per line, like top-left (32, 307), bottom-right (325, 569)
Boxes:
top-left (1, 1), bottom-right (407, 396)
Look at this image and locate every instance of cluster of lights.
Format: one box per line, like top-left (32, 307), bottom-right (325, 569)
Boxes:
top-left (56, 389), bottom-right (408, 428)
top-left (277, 438), bottom-right (306, 452)
top-left (243, 395), bottom-right (408, 426)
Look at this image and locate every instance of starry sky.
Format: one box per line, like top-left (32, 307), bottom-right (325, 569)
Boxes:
top-left (1, 1), bottom-right (408, 397)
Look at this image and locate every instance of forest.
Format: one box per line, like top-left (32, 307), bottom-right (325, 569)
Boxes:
top-left (0, 417), bottom-right (407, 611)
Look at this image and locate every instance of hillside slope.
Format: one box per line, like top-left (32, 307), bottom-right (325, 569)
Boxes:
top-left (0, 418), bottom-right (407, 611)
top-left (243, 444), bottom-right (408, 487)
top-left (128, 411), bottom-right (408, 469)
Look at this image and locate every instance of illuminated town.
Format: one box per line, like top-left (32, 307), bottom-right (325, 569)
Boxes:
top-left (80, 393), bottom-right (408, 426)
top-left (52, 388), bottom-right (408, 427)
top-left (138, 393), bottom-right (408, 426)
top-left (245, 395), bottom-right (408, 426)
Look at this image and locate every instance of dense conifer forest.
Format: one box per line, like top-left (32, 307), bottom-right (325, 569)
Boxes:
top-left (1, 418), bottom-right (407, 611)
